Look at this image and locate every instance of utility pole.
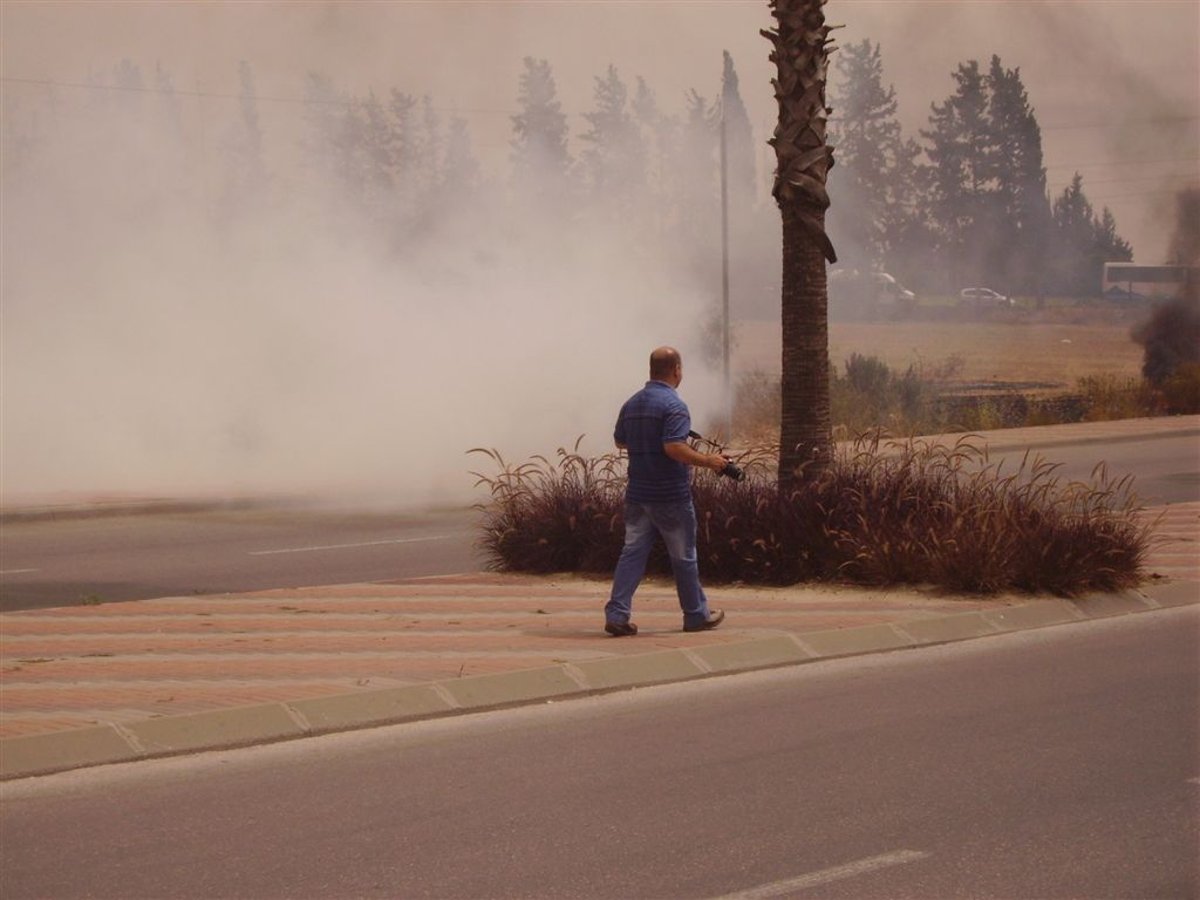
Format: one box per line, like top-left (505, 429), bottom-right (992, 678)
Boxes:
top-left (719, 96), bottom-right (732, 435)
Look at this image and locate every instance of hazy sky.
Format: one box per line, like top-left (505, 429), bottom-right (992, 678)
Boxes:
top-left (2, 1), bottom-right (1198, 503)
top-left (4, 0), bottom-right (1198, 259)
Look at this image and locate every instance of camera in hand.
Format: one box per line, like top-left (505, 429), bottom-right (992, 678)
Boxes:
top-left (688, 430), bottom-right (745, 482)
top-left (719, 460), bottom-right (746, 481)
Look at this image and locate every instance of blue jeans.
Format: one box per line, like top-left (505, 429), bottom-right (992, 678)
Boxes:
top-left (606, 499), bottom-right (712, 630)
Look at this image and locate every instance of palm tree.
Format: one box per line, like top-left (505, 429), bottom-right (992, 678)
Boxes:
top-left (762, 0), bottom-right (838, 490)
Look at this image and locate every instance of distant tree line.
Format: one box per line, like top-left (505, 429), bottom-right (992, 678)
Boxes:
top-left (3, 45), bottom-right (1133, 307)
top-left (828, 41), bottom-right (1133, 299)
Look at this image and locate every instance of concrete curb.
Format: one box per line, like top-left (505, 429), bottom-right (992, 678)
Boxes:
top-left (0, 496), bottom-right (286, 524)
top-left (0, 725), bottom-right (136, 780)
top-left (2, 583), bottom-right (1196, 781)
top-left (1139, 578), bottom-right (1200, 608)
top-left (979, 427), bottom-right (1200, 454)
top-left (286, 684), bottom-right (455, 733)
top-left (124, 704), bottom-right (307, 756)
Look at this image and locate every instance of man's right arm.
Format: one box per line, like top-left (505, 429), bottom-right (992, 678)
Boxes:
top-left (663, 440), bottom-right (727, 472)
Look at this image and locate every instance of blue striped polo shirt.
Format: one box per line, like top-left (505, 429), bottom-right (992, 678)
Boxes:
top-left (614, 380), bottom-right (692, 503)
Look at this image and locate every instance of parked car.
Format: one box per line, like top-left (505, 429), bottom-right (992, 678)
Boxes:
top-left (959, 287), bottom-right (1015, 308)
top-left (872, 272), bottom-right (917, 306)
top-left (1102, 285), bottom-right (1148, 303)
top-left (829, 269), bottom-right (917, 318)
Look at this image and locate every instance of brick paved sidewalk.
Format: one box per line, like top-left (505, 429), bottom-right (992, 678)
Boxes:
top-left (1144, 500), bottom-right (1200, 584)
top-left (0, 573), bottom-right (1020, 740)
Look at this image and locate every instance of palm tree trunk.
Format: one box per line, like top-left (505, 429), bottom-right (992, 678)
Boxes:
top-left (779, 204), bottom-right (832, 484)
top-left (762, 0), bottom-right (838, 490)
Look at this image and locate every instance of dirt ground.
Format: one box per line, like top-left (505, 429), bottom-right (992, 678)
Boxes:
top-left (733, 309), bottom-right (1146, 394)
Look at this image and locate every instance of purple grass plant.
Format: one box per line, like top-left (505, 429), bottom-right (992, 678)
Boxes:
top-left (470, 438), bottom-right (626, 574)
top-left (471, 433), bottom-right (1151, 596)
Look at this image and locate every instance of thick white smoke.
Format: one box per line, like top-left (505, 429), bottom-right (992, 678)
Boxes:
top-left (0, 86), bottom-right (724, 509)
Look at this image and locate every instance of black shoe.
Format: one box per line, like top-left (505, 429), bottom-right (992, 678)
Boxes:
top-left (604, 621), bottom-right (638, 637)
top-left (683, 609), bottom-right (725, 632)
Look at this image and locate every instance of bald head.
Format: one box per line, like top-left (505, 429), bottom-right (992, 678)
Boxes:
top-left (649, 346), bottom-right (683, 386)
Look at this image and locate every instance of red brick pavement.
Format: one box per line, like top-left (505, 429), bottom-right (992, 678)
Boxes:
top-left (1141, 501), bottom-right (1200, 583)
top-left (0, 572), bottom-right (1017, 738)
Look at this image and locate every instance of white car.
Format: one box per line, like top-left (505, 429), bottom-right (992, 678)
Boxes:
top-left (873, 272), bottom-right (916, 304)
top-left (959, 287), bottom-right (1014, 308)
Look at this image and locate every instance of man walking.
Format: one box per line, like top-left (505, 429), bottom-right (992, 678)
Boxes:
top-left (605, 346), bottom-right (728, 636)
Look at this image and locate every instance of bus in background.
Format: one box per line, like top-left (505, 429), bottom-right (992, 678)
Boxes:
top-left (1101, 262), bottom-right (1198, 302)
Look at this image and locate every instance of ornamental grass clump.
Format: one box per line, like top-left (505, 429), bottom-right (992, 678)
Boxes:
top-left (470, 439), bottom-right (626, 574)
top-left (471, 433), bottom-right (1151, 596)
top-left (801, 434), bottom-right (1150, 595)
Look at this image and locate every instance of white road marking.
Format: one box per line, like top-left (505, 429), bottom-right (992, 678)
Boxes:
top-left (248, 535), bottom-right (452, 556)
top-left (0, 568), bottom-right (41, 575)
top-left (711, 850), bottom-right (931, 899)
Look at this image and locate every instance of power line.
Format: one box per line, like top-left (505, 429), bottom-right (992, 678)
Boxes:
top-left (6, 74), bottom-right (1199, 188)
top-left (8, 75), bottom-right (1196, 131)
top-left (4, 75), bottom-right (343, 105)
top-left (1048, 171), bottom-right (1199, 188)
top-left (825, 113), bottom-right (1198, 131)
top-left (1039, 115), bottom-right (1198, 131)
top-left (1, 75), bottom-right (519, 117)
top-left (1041, 156), bottom-right (1200, 171)
top-left (1078, 189), bottom-right (1195, 203)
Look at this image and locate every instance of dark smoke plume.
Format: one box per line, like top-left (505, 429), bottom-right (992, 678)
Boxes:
top-left (1131, 188), bottom-right (1200, 385)
top-left (1167, 187), bottom-right (1200, 268)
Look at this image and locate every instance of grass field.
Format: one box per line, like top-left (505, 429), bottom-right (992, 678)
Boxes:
top-left (733, 311), bottom-right (1145, 395)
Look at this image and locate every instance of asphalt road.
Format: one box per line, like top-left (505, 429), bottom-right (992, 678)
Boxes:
top-left (0, 429), bottom-right (1195, 612)
top-left (0, 506), bottom-right (482, 611)
top-left (3, 605), bottom-right (1196, 898)
top-left (998, 432), bottom-right (1199, 507)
